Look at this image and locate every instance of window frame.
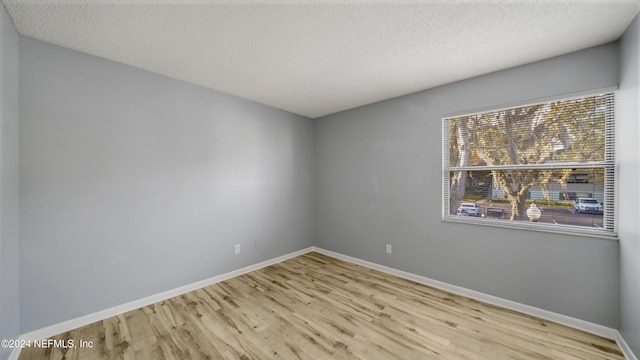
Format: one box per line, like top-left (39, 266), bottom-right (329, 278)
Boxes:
top-left (441, 89), bottom-right (618, 239)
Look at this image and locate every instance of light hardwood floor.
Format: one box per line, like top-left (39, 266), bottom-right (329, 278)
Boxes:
top-left (19, 252), bottom-right (624, 360)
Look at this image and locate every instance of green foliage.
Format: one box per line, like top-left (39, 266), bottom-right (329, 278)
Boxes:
top-left (485, 198), bottom-right (573, 208)
top-left (450, 95), bottom-right (607, 168)
top-left (449, 94), bottom-right (609, 220)
top-left (462, 194), bottom-right (484, 201)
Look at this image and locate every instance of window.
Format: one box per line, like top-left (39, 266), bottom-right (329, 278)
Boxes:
top-left (442, 92), bottom-right (616, 238)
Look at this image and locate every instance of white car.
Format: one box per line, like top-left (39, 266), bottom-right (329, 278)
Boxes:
top-left (573, 198), bottom-right (603, 214)
top-left (457, 202), bottom-right (480, 216)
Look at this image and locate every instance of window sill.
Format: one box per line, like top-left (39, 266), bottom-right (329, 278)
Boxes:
top-left (442, 215), bottom-right (619, 241)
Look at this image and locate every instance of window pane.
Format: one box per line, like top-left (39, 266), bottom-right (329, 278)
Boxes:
top-left (448, 95), bottom-right (609, 168)
top-left (448, 168), bottom-right (605, 229)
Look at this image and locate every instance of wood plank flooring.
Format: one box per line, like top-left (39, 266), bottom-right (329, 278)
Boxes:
top-left (19, 252), bottom-right (624, 360)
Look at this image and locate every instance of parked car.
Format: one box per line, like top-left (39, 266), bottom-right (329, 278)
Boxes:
top-left (457, 202), bottom-right (480, 216)
top-left (573, 198), bottom-right (603, 214)
top-left (481, 207), bottom-right (505, 219)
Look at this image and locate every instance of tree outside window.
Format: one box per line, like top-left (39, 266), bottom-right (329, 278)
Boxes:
top-left (443, 92), bottom-right (615, 236)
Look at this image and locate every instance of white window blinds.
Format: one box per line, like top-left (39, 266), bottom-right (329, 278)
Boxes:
top-left (443, 92), bottom-right (616, 237)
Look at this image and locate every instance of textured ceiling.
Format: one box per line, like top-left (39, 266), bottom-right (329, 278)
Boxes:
top-left (3, 1), bottom-right (640, 118)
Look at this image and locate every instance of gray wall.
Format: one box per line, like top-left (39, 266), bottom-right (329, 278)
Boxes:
top-left (619, 12), bottom-right (640, 356)
top-left (10, 14), bottom-right (639, 359)
top-left (18, 37), bottom-right (314, 332)
top-left (0, 5), bottom-right (20, 360)
top-left (315, 43), bottom-right (621, 327)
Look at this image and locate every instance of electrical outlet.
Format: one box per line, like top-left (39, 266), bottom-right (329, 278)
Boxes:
top-left (254, 241), bottom-right (260, 250)
top-left (386, 244), bottom-right (392, 254)
top-left (235, 244), bottom-right (241, 255)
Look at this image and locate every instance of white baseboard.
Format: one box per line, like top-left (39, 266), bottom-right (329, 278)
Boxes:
top-left (310, 247), bottom-right (625, 344)
top-left (16, 247), bottom-right (313, 347)
top-left (11, 246), bottom-right (638, 360)
top-left (8, 347), bottom-right (20, 360)
top-left (311, 247), bottom-right (638, 360)
top-left (617, 332), bottom-right (639, 360)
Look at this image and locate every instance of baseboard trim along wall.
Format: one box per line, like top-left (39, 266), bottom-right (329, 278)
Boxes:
top-left (309, 247), bottom-right (636, 360)
top-left (10, 246), bottom-right (637, 360)
top-left (617, 332), bottom-right (640, 360)
top-left (10, 247), bottom-right (314, 360)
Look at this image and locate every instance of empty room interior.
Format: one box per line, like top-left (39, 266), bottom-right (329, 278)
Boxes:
top-left (1, 1), bottom-right (640, 359)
